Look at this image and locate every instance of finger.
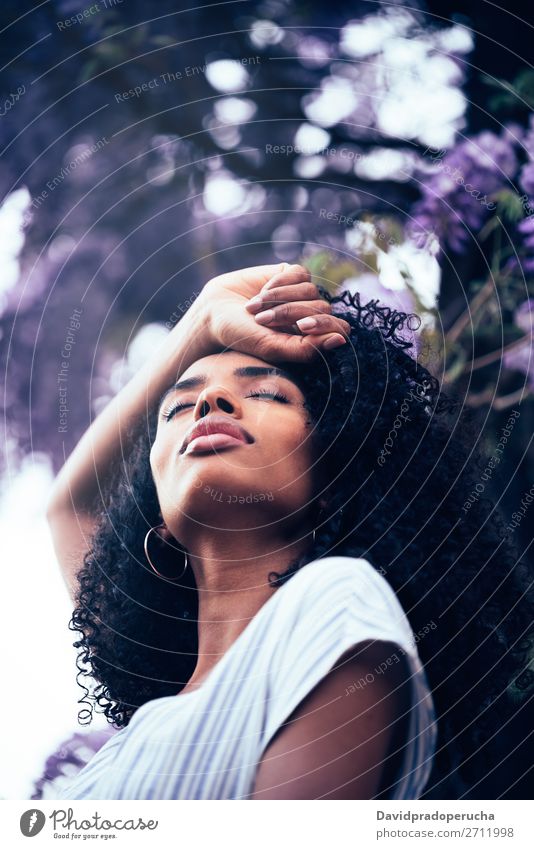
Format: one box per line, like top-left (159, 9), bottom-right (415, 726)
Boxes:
top-left (261, 263), bottom-right (311, 291)
top-left (295, 313), bottom-right (351, 337)
top-left (303, 333), bottom-right (348, 350)
top-left (212, 263), bottom-right (289, 291)
top-left (250, 330), bottom-right (348, 364)
top-left (246, 282), bottom-right (327, 313)
top-left (253, 300), bottom-right (334, 326)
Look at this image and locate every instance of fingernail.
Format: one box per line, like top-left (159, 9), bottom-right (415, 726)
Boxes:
top-left (297, 317), bottom-right (317, 330)
top-left (255, 309), bottom-right (275, 324)
top-left (324, 335), bottom-right (347, 350)
top-left (247, 295), bottom-right (262, 306)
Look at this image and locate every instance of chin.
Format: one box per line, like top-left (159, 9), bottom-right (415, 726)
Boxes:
top-left (171, 480), bottom-right (282, 535)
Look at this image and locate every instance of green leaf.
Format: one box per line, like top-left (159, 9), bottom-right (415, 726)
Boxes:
top-left (150, 36), bottom-right (178, 47)
top-left (80, 59), bottom-right (100, 83)
top-left (444, 353), bottom-right (467, 385)
top-left (493, 189), bottom-right (526, 223)
top-left (483, 69), bottom-right (534, 112)
top-left (305, 251), bottom-right (359, 293)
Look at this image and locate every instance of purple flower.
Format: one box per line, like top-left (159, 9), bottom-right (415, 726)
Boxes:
top-left (516, 215), bottom-right (534, 272)
top-left (30, 729), bottom-right (117, 800)
top-left (408, 129), bottom-right (518, 255)
top-left (514, 298), bottom-right (534, 334)
top-left (517, 215), bottom-right (534, 247)
top-left (514, 114), bottom-right (534, 266)
top-left (519, 163), bottom-right (534, 198)
top-left (462, 130), bottom-right (518, 183)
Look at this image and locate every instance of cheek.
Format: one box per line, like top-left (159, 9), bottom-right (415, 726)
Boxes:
top-left (273, 423), bottom-right (314, 477)
top-left (149, 440), bottom-right (165, 484)
top-left (279, 443), bottom-right (316, 508)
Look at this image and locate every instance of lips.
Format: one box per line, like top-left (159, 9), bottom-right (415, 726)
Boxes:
top-left (180, 415), bottom-right (254, 454)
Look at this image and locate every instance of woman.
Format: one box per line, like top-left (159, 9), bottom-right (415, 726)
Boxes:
top-left (46, 262), bottom-right (532, 800)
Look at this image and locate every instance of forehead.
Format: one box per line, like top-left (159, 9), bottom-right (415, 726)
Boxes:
top-left (158, 350), bottom-right (305, 412)
top-left (180, 349), bottom-right (272, 378)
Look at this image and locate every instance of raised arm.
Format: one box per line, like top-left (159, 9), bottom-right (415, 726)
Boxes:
top-left (45, 262), bottom-right (350, 601)
top-left (45, 279), bottom-right (216, 601)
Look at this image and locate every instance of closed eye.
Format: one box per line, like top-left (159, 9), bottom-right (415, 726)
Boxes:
top-left (245, 390), bottom-right (290, 403)
top-left (162, 389), bottom-right (289, 421)
top-left (161, 401), bottom-right (194, 421)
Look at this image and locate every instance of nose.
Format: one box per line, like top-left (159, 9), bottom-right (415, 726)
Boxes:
top-left (193, 384), bottom-right (242, 420)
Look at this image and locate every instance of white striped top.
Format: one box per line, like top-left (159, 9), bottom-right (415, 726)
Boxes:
top-left (56, 555), bottom-right (437, 800)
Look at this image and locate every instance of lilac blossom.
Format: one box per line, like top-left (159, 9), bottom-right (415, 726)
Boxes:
top-left (516, 216), bottom-right (534, 273)
top-left (519, 114), bottom-right (534, 196)
top-left (516, 115), bottom-right (534, 270)
top-left (30, 729), bottom-right (117, 800)
top-left (408, 129), bottom-right (518, 255)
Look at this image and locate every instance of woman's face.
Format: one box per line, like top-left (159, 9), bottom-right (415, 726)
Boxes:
top-left (150, 350), bottom-right (317, 541)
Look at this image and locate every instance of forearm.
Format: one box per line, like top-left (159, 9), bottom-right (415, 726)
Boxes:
top-left (46, 292), bottom-right (214, 518)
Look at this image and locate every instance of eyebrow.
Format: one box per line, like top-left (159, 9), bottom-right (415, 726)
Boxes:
top-left (158, 366), bottom-right (297, 412)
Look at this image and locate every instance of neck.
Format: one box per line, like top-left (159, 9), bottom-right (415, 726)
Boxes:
top-left (182, 526), bottom-right (310, 690)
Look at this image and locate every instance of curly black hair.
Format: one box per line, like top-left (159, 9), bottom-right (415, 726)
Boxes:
top-left (69, 289), bottom-right (533, 800)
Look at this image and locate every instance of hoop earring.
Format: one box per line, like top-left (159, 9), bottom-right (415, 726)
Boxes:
top-left (312, 508), bottom-right (324, 545)
top-left (144, 524), bottom-right (188, 581)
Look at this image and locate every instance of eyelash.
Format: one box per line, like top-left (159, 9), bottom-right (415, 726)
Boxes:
top-left (162, 389), bottom-right (290, 421)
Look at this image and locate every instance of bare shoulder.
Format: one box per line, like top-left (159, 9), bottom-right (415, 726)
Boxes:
top-left (250, 639), bottom-right (411, 800)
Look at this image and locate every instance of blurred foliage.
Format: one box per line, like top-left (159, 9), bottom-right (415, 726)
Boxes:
top-left (484, 68), bottom-right (534, 114)
top-left (0, 0), bottom-right (532, 501)
top-left (0, 0), bottom-right (532, 800)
